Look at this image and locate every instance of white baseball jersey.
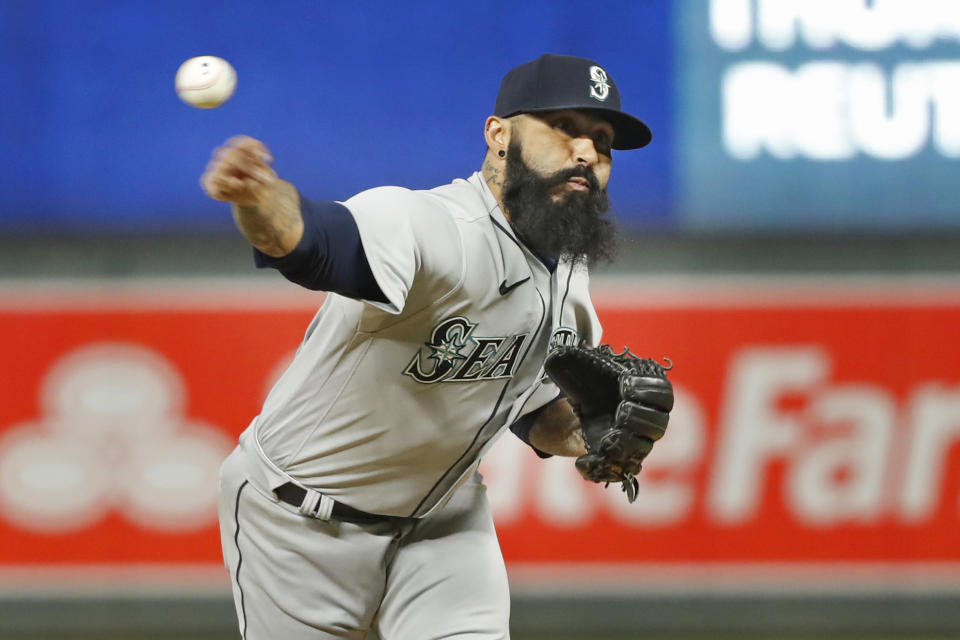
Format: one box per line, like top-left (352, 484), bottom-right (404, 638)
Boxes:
top-left (236, 171), bottom-right (601, 518)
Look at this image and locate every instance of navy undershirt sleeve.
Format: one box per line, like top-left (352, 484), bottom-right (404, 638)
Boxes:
top-left (509, 399), bottom-right (560, 459)
top-left (253, 196), bottom-right (388, 302)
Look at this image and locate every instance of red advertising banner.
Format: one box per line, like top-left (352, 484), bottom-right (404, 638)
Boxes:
top-left (1, 279), bottom-right (958, 575)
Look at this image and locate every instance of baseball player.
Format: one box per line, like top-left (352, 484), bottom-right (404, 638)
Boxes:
top-left (203, 54), bottom-right (655, 639)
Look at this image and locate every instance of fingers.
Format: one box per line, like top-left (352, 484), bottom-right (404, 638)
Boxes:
top-left (575, 453), bottom-right (623, 483)
top-left (202, 172), bottom-right (263, 202)
top-left (216, 138), bottom-right (274, 171)
top-left (209, 139), bottom-right (275, 181)
top-left (202, 165), bottom-right (274, 204)
top-left (201, 135), bottom-right (277, 205)
top-left (575, 431), bottom-right (650, 483)
top-left (217, 135), bottom-right (273, 165)
top-left (204, 149), bottom-right (275, 185)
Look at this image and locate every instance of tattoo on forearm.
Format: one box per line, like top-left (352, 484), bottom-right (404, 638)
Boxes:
top-left (233, 181), bottom-right (301, 256)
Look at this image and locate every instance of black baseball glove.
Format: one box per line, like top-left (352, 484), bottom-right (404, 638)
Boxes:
top-left (544, 344), bottom-right (674, 502)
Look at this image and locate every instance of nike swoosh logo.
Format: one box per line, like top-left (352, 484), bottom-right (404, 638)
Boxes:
top-left (499, 277), bottom-right (530, 296)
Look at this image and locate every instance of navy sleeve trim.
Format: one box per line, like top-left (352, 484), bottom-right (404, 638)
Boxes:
top-left (253, 195), bottom-right (388, 302)
top-left (509, 400), bottom-right (558, 459)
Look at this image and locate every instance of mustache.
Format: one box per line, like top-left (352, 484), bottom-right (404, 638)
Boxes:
top-left (539, 165), bottom-right (601, 192)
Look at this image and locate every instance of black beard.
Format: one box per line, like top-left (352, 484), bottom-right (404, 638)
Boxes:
top-left (501, 140), bottom-right (617, 268)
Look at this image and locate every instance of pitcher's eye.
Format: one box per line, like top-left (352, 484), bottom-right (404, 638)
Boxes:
top-left (593, 132), bottom-right (613, 153)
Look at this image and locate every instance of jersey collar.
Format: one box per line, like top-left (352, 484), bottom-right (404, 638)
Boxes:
top-left (468, 172), bottom-right (535, 289)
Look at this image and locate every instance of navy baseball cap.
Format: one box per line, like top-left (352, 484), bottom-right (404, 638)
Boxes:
top-left (494, 54), bottom-right (652, 150)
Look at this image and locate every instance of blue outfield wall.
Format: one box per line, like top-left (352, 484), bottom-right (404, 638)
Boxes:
top-left (0, 0), bottom-right (674, 232)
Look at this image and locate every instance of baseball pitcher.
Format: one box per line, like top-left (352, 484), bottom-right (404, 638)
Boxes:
top-left (202, 54), bottom-right (673, 640)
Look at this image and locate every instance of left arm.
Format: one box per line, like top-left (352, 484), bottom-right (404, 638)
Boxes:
top-left (524, 397), bottom-right (587, 457)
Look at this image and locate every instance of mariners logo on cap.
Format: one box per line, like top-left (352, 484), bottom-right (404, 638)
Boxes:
top-left (588, 65), bottom-right (610, 101)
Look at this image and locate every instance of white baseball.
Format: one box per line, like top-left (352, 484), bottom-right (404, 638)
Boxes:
top-left (175, 56), bottom-right (237, 109)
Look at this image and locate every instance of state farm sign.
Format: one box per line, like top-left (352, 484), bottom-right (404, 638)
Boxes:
top-left (0, 279), bottom-right (957, 569)
top-left (712, 347), bottom-right (956, 526)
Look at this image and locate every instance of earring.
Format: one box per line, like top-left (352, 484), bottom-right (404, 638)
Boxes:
top-left (498, 149), bottom-right (505, 158)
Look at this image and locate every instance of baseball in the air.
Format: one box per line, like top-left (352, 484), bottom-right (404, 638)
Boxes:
top-left (175, 56), bottom-right (237, 108)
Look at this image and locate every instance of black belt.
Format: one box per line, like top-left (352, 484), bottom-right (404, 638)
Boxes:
top-left (274, 483), bottom-right (407, 525)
